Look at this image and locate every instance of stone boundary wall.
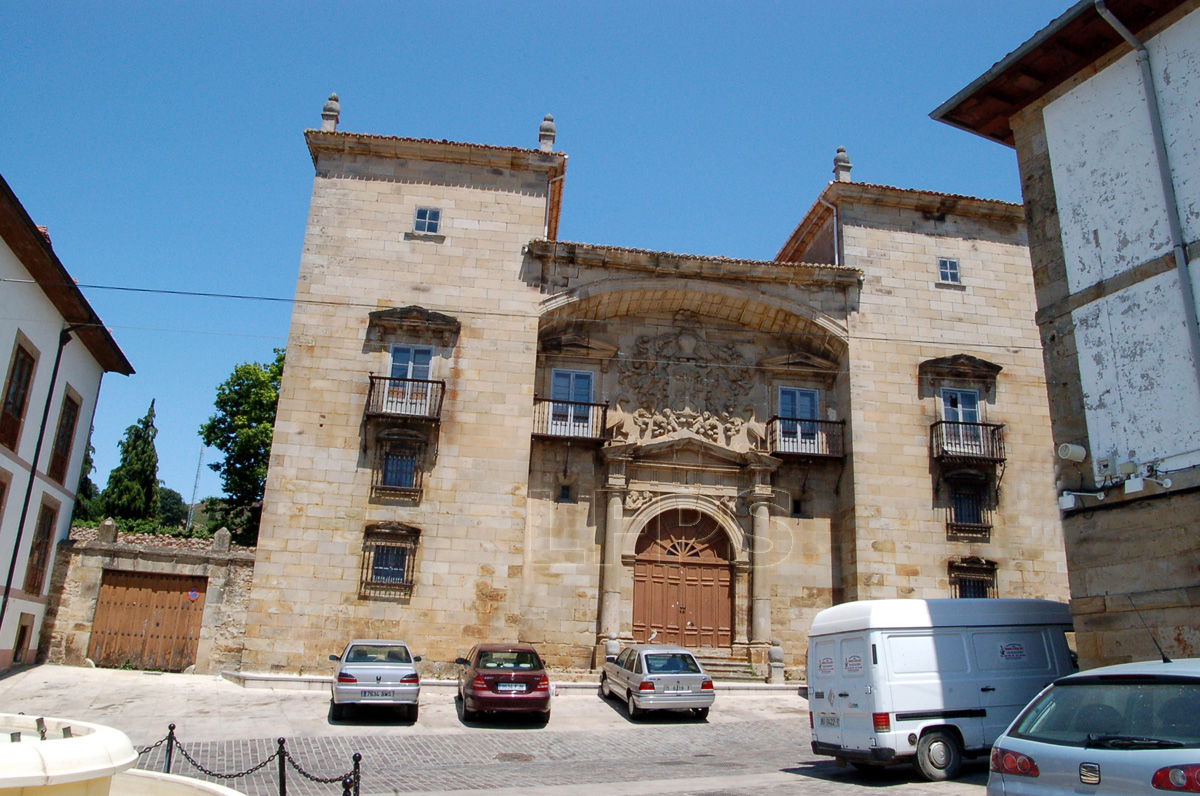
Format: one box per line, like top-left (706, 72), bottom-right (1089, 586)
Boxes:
top-left (40, 524), bottom-right (255, 674)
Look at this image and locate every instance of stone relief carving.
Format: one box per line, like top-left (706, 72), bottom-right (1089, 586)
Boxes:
top-left (614, 315), bottom-right (758, 448)
top-left (624, 490), bottom-right (654, 510)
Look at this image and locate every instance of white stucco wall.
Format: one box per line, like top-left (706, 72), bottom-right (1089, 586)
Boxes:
top-left (1043, 8), bottom-right (1200, 475)
top-left (0, 236), bottom-right (107, 654)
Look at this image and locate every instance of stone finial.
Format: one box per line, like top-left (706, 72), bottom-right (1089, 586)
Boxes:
top-left (212, 527), bottom-right (231, 552)
top-left (833, 146), bottom-right (853, 182)
top-left (97, 518), bottom-right (118, 544)
top-left (321, 93), bottom-right (341, 132)
top-left (538, 114), bottom-right (556, 153)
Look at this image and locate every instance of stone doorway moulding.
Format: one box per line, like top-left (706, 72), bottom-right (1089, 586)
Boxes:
top-left (632, 509), bottom-right (734, 648)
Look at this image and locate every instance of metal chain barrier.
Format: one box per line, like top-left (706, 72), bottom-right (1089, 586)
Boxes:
top-left (135, 725), bottom-right (361, 795)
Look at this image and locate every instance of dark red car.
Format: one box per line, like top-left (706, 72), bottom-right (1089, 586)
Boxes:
top-left (455, 643), bottom-right (551, 722)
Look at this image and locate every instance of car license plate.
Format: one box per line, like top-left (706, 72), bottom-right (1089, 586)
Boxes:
top-left (819, 715), bottom-right (839, 727)
top-left (496, 682), bottom-right (526, 692)
top-left (361, 690), bottom-right (393, 698)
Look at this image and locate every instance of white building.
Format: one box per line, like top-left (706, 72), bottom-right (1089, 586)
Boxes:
top-left (0, 174), bottom-right (132, 670)
top-left (934, 0), bottom-right (1200, 665)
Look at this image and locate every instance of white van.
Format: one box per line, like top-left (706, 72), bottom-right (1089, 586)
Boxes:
top-left (807, 598), bottom-right (1074, 781)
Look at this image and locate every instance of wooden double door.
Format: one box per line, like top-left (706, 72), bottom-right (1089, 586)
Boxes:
top-left (632, 511), bottom-right (733, 648)
top-left (87, 570), bottom-right (207, 672)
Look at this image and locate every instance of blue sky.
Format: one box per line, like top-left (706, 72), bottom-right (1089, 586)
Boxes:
top-left (2, 1), bottom-right (1059, 502)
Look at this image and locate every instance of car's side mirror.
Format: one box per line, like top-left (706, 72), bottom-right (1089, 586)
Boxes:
top-left (454, 657), bottom-right (470, 666)
top-left (605, 656), bottom-right (617, 663)
top-left (413, 656), bottom-right (422, 663)
top-left (328, 655), bottom-right (340, 662)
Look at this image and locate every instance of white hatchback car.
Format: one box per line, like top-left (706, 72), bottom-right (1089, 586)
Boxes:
top-left (987, 657), bottom-right (1200, 795)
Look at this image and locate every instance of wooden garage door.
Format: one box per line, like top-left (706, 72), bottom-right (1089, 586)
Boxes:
top-left (633, 512), bottom-right (733, 648)
top-left (88, 570), bottom-right (207, 672)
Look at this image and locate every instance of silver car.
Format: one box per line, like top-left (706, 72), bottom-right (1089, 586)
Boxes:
top-left (987, 657), bottom-right (1200, 795)
top-left (328, 639), bottom-right (421, 721)
top-left (600, 644), bottom-right (715, 720)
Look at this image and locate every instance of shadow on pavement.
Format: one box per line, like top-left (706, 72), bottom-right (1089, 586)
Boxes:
top-left (327, 704), bottom-right (416, 726)
top-left (782, 759), bottom-right (990, 787)
top-left (594, 688), bottom-right (710, 725)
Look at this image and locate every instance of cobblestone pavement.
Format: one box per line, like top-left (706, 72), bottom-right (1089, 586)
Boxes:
top-left (3, 666), bottom-right (987, 795)
top-left (139, 713), bottom-right (987, 796)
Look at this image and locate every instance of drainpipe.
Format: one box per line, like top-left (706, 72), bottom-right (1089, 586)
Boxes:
top-left (0, 325), bottom-right (81, 643)
top-left (1095, 0), bottom-right (1200, 401)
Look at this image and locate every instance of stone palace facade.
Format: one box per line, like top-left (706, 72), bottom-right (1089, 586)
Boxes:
top-left (240, 98), bottom-right (1068, 676)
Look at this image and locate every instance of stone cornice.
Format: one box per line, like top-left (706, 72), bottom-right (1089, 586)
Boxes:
top-left (526, 238), bottom-right (860, 287)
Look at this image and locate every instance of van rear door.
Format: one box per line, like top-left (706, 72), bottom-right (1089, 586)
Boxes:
top-left (808, 637), bottom-right (843, 747)
top-left (833, 635), bottom-right (875, 752)
top-left (968, 627), bottom-right (1061, 743)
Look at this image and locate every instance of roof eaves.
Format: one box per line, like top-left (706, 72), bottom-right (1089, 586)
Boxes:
top-left (0, 174), bottom-right (134, 375)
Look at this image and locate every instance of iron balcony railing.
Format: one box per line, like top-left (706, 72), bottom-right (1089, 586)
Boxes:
top-left (930, 421), bottom-right (1006, 463)
top-left (366, 376), bottom-right (445, 421)
top-left (765, 417), bottom-right (845, 458)
top-left (532, 397), bottom-right (609, 442)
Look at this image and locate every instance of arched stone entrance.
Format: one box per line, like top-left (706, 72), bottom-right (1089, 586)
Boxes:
top-left (632, 509), bottom-right (733, 648)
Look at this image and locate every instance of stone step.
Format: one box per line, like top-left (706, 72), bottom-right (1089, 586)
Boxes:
top-left (695, 656), bottom-right (761, 681)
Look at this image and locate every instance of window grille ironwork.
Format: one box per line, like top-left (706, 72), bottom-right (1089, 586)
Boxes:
top-left (360, 525), bottom-right (419, 598)
top-left (949, 559), bottom-right (997, 599)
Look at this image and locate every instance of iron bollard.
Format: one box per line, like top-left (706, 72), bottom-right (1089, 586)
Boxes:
top-left (165, 724), bottom-right (176, 774)
top-left (353, 752), bottom-right (362, 795)
top-left (342, 774), bottom-right (355, 796)
top-left (277, 737), bottom-right (287, 796)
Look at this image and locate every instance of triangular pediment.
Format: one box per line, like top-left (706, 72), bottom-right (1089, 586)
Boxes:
top-left (605, 433), bottom-right (778, 470)
top-left (919, 353), bottom-right (1002, 381)
top-left (538, 332), bottom-right (619, 359)
top-left (366, 305), bottom-right (461, 348)
top-left (759, 350), bottom-right (839, 373)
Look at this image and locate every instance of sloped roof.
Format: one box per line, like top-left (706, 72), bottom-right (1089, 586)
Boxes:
top-left (0, 174), bottom-right (133, 375)
top-left (931, 0), bottom-right (1191, 146)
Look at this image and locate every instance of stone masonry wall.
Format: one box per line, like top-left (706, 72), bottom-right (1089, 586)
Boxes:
top-left (838, 200), bottom-right (1069, 603)
top-left (242, 147), bottom-right (554, 673)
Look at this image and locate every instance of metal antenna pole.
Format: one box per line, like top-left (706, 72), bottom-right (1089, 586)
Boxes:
top-left (185, 446), bottom-right (203, 534)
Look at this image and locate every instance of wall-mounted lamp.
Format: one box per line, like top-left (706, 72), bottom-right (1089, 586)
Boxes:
top-left (1059, 490), bottom-right (1106, 510)
top-left (1124, 476), bottom-right (1172, 495)
top-left (1057, 443), bottom-right (1088, 462)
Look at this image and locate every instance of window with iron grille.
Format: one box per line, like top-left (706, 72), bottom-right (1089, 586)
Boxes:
top-left (360, 525), bottom-right (419, 597)
top-left (946, 478), bottom-right (993, 540)
top-left (949, 558), bottom-right (997, 599)
top-left (372, 435), bottom-right (425, 500)
top-left (47, 394), bottom-right (80, 484)
top-left (1, 343), bottom-right (36, 451)
top-left (23, 503), bottom-right (58, 595)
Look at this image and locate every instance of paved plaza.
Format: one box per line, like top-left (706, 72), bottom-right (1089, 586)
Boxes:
top-left (1, 665), bottom-right (989, 795)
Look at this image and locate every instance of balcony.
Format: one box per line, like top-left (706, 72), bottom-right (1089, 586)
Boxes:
top-left (930, 421), bottom-right (1006, 464)
top-left (532, 397), bottom-right (608, 443)
top-left (765, 417), bottom-right (845, 459)
top-left (365, 376), bottom-right (445, 422)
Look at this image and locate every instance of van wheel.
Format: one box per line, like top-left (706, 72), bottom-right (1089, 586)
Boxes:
top-left (915, 730), bottom-right (962, 781)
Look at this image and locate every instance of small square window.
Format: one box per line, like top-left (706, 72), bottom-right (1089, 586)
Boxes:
top-left (938, 257), bottom-right (961, 284)
top-left (414, 207), bottom-right (441, 234)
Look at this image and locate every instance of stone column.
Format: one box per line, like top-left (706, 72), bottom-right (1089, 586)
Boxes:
top-left (750, 495), bottom-right (772, 645)
top-left (596, 454), bottom-right (630, 664)
top-left (599, 488), bottom-right (625, 648)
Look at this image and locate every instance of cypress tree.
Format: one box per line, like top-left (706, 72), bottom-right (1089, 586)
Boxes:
top-left (100, 400), bottom-right (160, 520)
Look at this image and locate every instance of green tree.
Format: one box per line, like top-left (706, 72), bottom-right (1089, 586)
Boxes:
top-left (158, 484), bottom-right (188, 527)
top-left (199, 349), bottom-right (284, 544)
top-left (100, 401), bottom-right (160, 520)
top-left (72, 430), bottom-right (101, 522)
